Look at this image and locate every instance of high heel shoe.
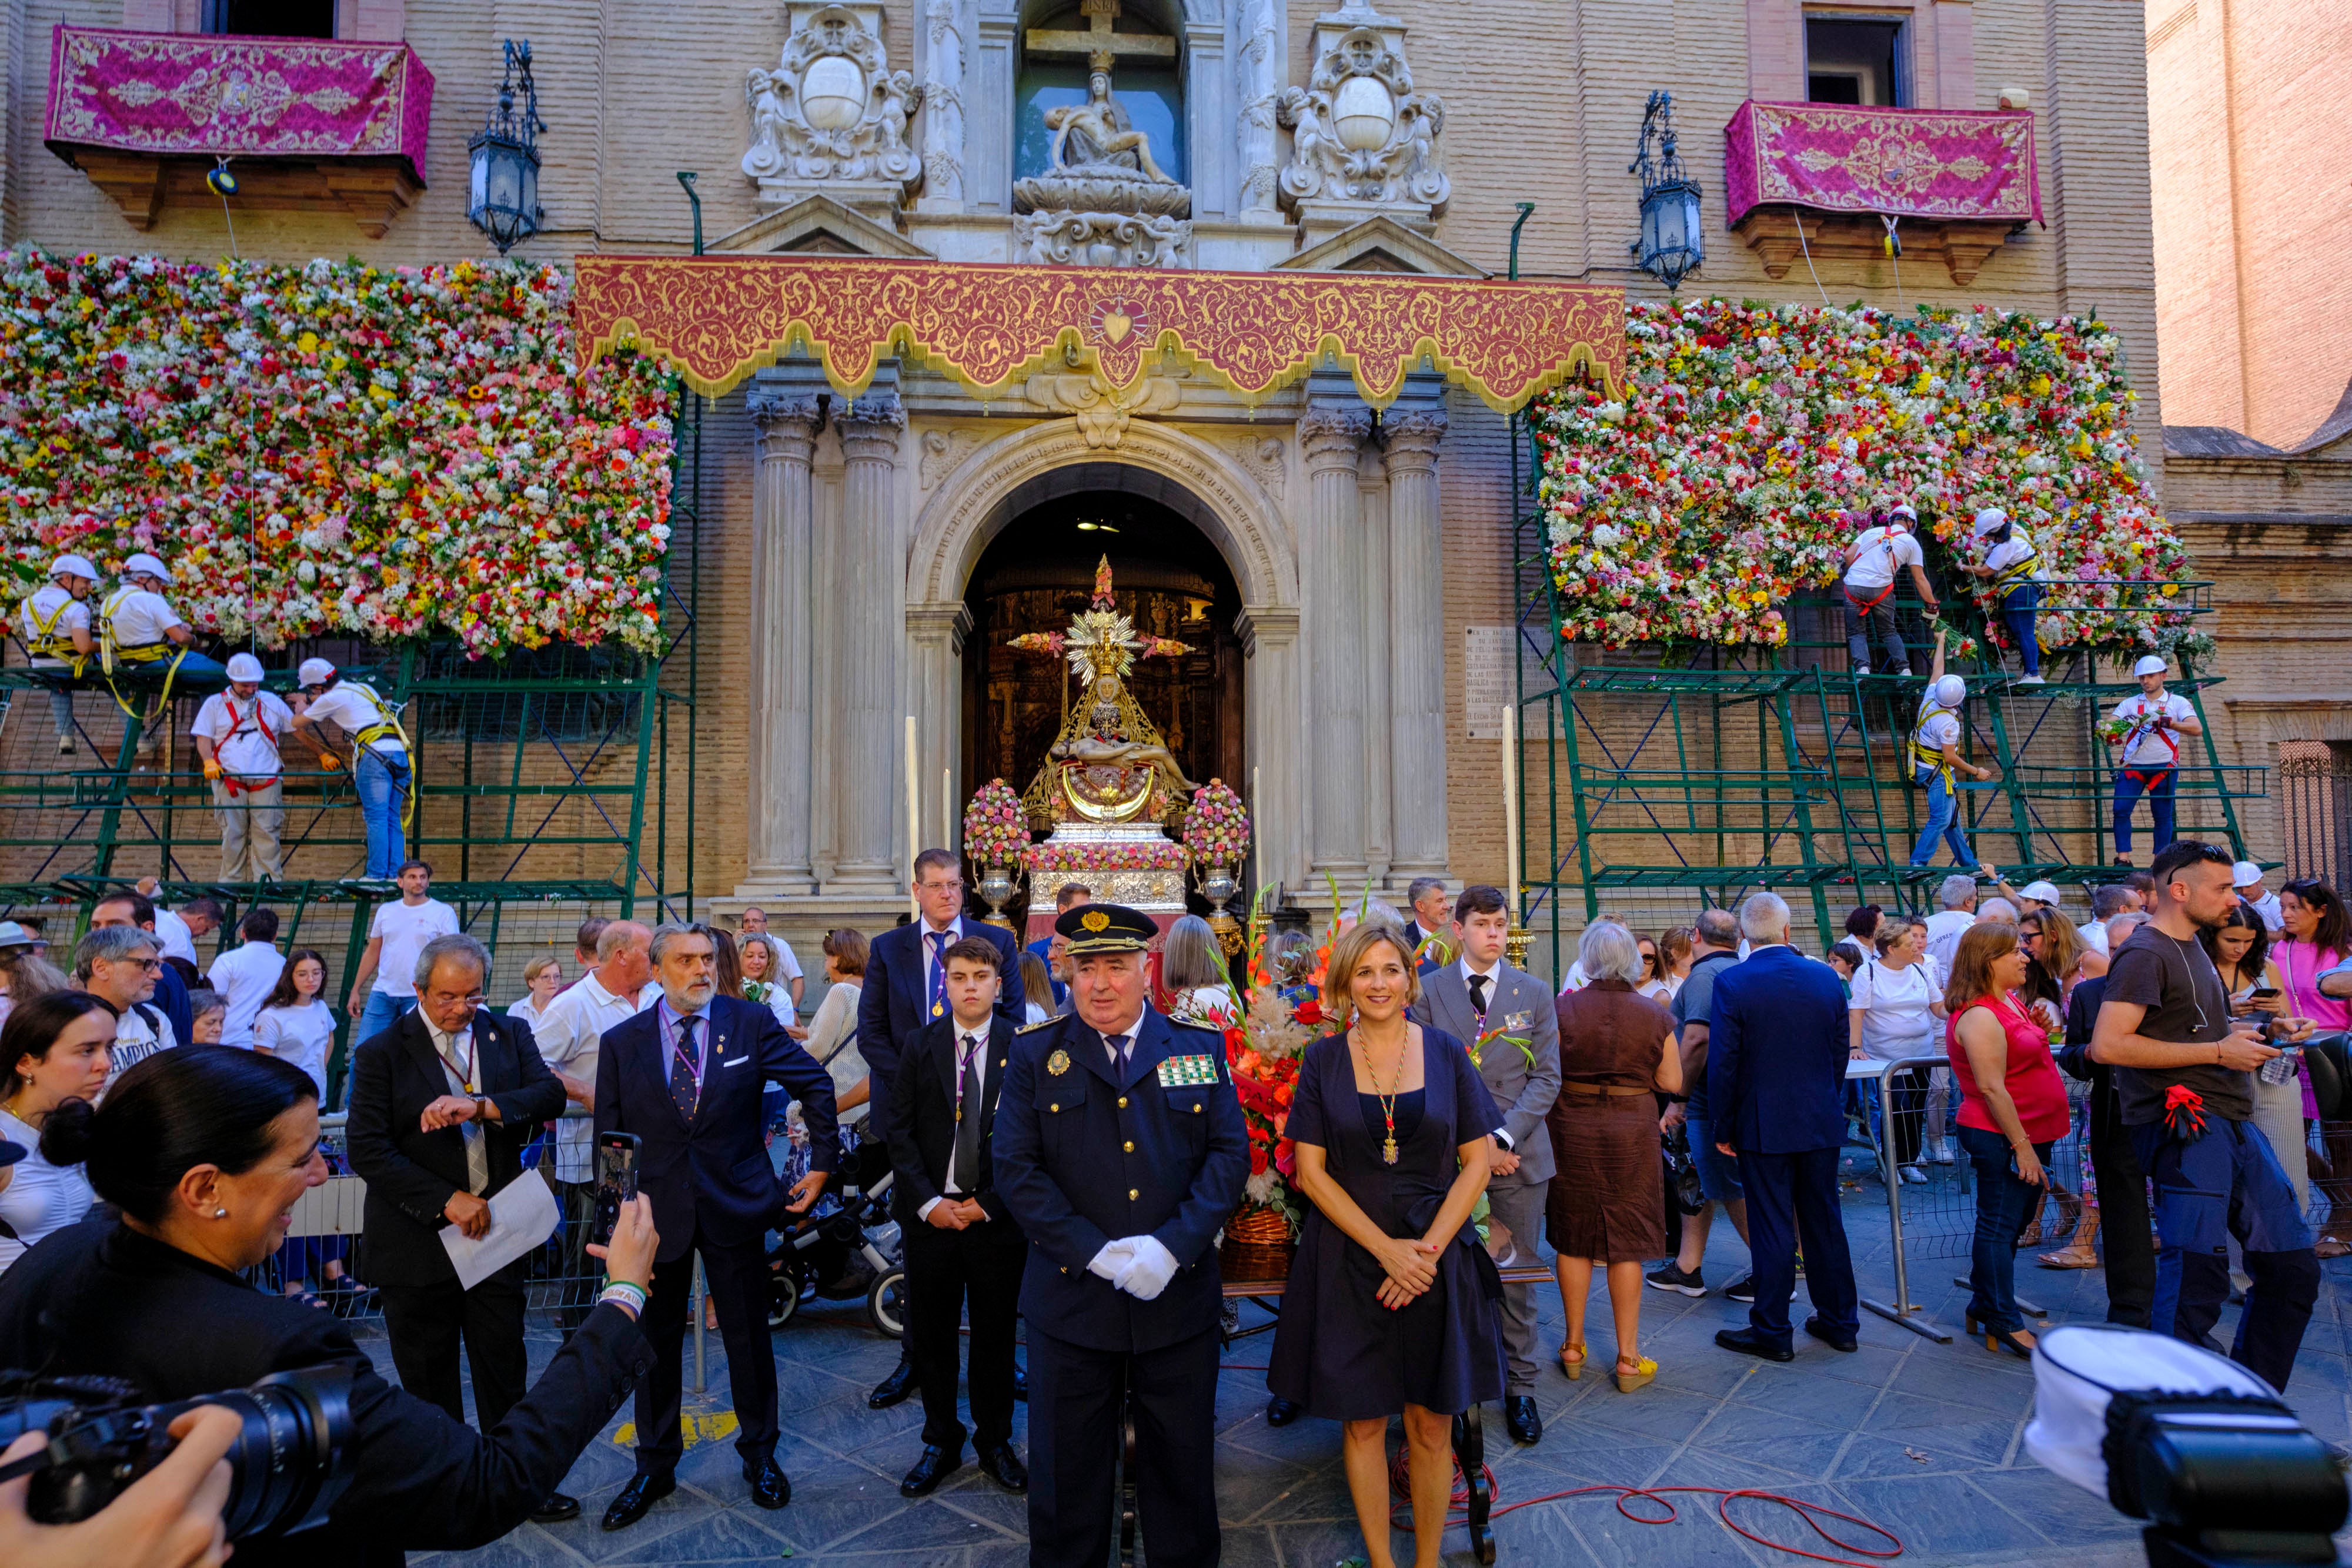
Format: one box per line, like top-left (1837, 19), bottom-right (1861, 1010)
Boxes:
top-left (1963, 1312), bottom-right (2036, 1360)
top-left (1559, 1340), bottom-right (1586, 1381)
top-left (1614, 1353), bottom-right (1657, 1393)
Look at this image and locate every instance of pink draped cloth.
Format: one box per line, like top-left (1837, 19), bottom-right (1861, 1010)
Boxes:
top-left (1723, 100), bottom-right (2040, 229)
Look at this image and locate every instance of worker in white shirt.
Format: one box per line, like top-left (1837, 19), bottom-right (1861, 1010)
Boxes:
top-left (15, 553), bottom-right (98, 755)
top-left (2234, 862), bottom-right (2286, 933)
top-left (2107, 654), bottom-right (2202, 867)
top-left (1962, 509), bottom-right (2044, 686)
top-left (1906, 630), bottom-right (1997, 868)
top-left (98, 554), bottom-right (229, 731)
top-left (288, 656), bottom-right (412, 881)
top-left (191, 653), bottom-right (293, 882)
top-left (1840, 503), bottom-right (1939, 677)
top-left (530, 919), bottom-right (654, 1326)
top-left (205, 907), bottom-right (287, 1051)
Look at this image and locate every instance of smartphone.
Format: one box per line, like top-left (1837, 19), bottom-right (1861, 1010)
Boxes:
top-left (2250, 985), bottom-right (2283, 1002)
top-left (589, 1131), bottom-right (640, 1248)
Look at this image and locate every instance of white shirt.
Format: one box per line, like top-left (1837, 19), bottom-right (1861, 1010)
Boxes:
top-left (304, 681), bottom-right (406, 756)
top-left (506, 994), bottom-right (554, 1034)
top-left (2243, 890), bottom-right (2285, 934)
top-left (0, 1108), bottom-right (95, 1276)
top-left (101, 1002), bottom-right (176, 1096)
top-left (1849, 957), bottom-right (1940, 1060)
top-left (1168, 982), bottom-right (1237, 1028)
top-left (2110, 690), bottom-right (2197, 768)
top-left (208, 939), bottom-right (286, 1049)
top-left (1925, 908), bottom-right (1976, 974)
top-left (101, 586), bottom-right (182, 649)
top-left (1638, 977), bottom-right (1677, 1001)
top-left (917, 1019), bottom-right (998, 1222)
top-left (798, 981), bottom-right (867, 1131)
top-left (2079, 918), bottom-right (2111, 957)
top-left (770, 939), bottom-right (805, 983)
top-left (255, 1000), bottom-right (337, 1099)
top-left (1558, 960), bottom-right (1591, 995)
top-left (1982, 530), bottom-right (2040, 584)
top-left (151, 908), bottom-right (198, 967)
top-left (368, 898), bottom-right (459, 998)
top-left (533, 969), bottom-right (654, 1181)
top-left (18, 586), bottom-right (89, 666)
top-left (1915, 699), bottom-right (1962, 760)
top-left (1843, 526), bottom-right (1923, 593)
top-left (192, 689), bottom-right (293, 779)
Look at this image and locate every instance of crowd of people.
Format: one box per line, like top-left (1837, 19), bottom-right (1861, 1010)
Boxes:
top-left (1, 841), bottom-right (2348, 1568)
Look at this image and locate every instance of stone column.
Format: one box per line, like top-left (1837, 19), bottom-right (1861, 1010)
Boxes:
top-left (1237, 603), bottom-right (1302, 894)
top-left (830, 393), bottom-right (906, 888)
top-left (1299, 403), bottom-right (1372, 882)
top-left (746, 390), bottom-right (822, 890)
top-left (915, 0), bottom-right (966, 212)
top-left (1384, 406), bottom-right (1449, 881)
top-left (905, 600), bottom-right (973, 852)
top-left (1234, 0), bottom-right (1285, 225)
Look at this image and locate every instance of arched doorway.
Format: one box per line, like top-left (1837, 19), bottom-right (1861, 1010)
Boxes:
top-left (961, 490), bottom-right (1245, 838)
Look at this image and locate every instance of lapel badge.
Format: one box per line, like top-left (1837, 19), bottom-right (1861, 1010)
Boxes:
top-left (1047, 1048), bottom-right (1071, 1077)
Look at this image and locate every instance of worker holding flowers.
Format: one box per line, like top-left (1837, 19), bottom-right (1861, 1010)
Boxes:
top-left (2104, 654), bottom-right (2201, 866)
top-left (1963, 509), bottom-right (2046, 686)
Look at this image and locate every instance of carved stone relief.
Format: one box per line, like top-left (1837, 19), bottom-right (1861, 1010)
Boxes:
top-left (1013, 209), bottom-right (1189, 268)
top-left (1023, 365), bottom-right (1184, 449)
top-left (1227, 433), bottom-right (1287, 502)
top-left (742, 4), bottom-right (922, 211)
top-left (917, 426), bottom-right (986, 489)
top-left (1277, 1), bottom-right (1447, 231)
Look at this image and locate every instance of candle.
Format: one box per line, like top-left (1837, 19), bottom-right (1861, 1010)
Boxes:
top-left (943, 768), bottom-right (951, 858)
top-left (1501, 706), bottom-right (1519, 925)
top-left (1251, 764), bottom-right (1263, 899)
top-left (905, 716), bottom-right (920, 920)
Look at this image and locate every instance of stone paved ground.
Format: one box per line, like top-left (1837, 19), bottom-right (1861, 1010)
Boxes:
top-left (403, 1172), bottom-right (2352, 1568)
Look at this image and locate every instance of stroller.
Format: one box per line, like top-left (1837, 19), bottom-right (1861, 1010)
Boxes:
top-left (766, 1122), bottom-right (907, 1338)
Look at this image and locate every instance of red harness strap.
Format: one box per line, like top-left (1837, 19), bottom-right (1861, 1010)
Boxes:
top-left (215, 697), bottom-right (282, 795)
top-left (1843, 528), bottom-right (1903, 616)
top-left (2119, 698), bottom-right (2182, 789)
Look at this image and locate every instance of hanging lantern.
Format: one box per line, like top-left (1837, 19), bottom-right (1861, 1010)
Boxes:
top-left (468, 39), bottom-right (546, 255)
top-left (1628, 90), bottom-right (1703, 293)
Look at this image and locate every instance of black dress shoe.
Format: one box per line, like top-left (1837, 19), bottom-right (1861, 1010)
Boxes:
top-left (1265, 1396), bottom-right (1303, 1427)
top-left (977, 1440), bottom-right (1028, 1494)
top-left (1715, 1327), bottom-right (1796, 1363)
top-left (1504, 1395), bottom-right (1542, 1446)
top-left (1013, 1364), bottom-right (1028, 1403)
top-left (1804, 1316), bottom-right (1859, 1353)
top-left (900, 1444), bottom-right (961, 1497)
top-left (599, 1472), bottom-right (675, 1532)
top-left (869, 1356), bottom-right (919, 1409)
top-left (529, 1492), bottom-right (580, 1524)
top-left (746, 1457), bottom-right (791, 1510)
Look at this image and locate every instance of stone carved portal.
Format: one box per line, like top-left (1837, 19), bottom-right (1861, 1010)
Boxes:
top-left (743, 4), bottom-right (922, 206)
top-left (961, 492), bottom-right (1244, 918)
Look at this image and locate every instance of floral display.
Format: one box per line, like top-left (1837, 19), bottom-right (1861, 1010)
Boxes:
top-left (1181, 777), bottom-right (1251, 867)
top-left (1535, 299), bottom-right (2197, 659)
top-left (1020, 836), bottom-right (1187, 873)
top-left (961, 778), bottom-right (1030, 867)
top-left (0, 250), bottom-right (675, 657)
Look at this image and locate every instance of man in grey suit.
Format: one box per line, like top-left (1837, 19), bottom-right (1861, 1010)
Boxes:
top-left (1411, 884), bottom-right (1562, 1446)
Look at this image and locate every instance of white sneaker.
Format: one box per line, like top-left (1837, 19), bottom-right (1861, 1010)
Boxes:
top-left (54, 735), bottom-right (74, 755)
top-left (1899, 1164), bottom-right (1927, 1184)
top-left (1932, 1139), bottom-right (1956, 1165)
top-left (2019, 674), bottom-right (2046, 686)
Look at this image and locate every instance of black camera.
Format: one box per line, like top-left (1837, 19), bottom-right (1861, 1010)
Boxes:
top-left (0, 1363), bottom-right (356, 1539)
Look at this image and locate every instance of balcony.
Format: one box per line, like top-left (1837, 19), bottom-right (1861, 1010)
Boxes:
top-left (1723, 100), bottom-right (2040, 287)
top-left (44, 24), bottom-right (432, 236)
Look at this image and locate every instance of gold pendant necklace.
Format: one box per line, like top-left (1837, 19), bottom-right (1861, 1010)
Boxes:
top-left (1355, 1027), bottom-right (1405, 1165)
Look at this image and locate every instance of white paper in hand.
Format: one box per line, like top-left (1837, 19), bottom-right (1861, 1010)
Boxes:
top-left (438, 1168), bottom-right (559, 1290)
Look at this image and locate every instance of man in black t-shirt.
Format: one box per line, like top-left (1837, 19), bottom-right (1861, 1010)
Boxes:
top-left (2092, 840), bottom-right (2320, 1392)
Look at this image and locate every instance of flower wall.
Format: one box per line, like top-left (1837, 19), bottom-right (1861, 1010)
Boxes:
top-left (1535, 299), bottom-right (2195, 657)
top-left (0, 252), bottom-right (674, 657)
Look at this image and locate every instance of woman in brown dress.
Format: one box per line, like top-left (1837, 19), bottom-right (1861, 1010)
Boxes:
top-left (1546, 920), bottom-right (1682, 1392)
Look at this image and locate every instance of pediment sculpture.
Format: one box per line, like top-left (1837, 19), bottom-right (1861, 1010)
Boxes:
top-left (742, 5), bottom-right (922, 204)
top-left (1277, 8), bottom-right (1448, 219)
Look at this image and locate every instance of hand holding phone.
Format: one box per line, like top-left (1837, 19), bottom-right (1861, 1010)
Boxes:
top-left (589, 1132), bottom-right (640, 1249)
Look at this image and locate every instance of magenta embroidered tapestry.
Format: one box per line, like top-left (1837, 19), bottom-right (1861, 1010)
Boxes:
top-left (1723, 100), bottom-right (2040, 229)
top-left (45, 25), bottom-right (432, 183)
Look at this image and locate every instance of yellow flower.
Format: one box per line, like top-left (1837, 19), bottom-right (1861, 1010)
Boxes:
top-left (297, 330), bottom-right (320, 355)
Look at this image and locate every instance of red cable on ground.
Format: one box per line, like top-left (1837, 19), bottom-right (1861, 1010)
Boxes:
top-left (1382, 1444), bottom-right (1905, 1568)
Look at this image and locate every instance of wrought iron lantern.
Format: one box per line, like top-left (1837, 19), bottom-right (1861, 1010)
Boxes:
top-left (1629, 90), bottom-right (1703, 292)
top-left (468, 40), bottom-right (546, 255)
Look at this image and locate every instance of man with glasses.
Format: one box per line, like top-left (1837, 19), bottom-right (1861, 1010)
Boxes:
top-left (343, 932), bottom-right (576, 1519)
top-left (73, 925), bottom-right (172, 1094)
top-left (2092, 840), bottom-right (2322, 1390)
top-left (857, 847), bottom-right (1028, 1409)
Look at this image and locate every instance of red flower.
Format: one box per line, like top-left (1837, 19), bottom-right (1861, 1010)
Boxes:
top-left (1294, 999), bottom-right (1324, 1028)
top-left (1248, 1146), bottom-right (1268, 1175)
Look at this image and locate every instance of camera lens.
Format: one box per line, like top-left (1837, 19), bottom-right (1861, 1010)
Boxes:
top-left (165, 1363), bottom-right (359, 1539)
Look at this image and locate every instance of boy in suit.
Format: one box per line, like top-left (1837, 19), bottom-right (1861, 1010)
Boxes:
top-left (887, 937), bottom-right (1030, 1497)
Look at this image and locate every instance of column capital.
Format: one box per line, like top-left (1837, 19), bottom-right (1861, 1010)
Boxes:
top-left (1234, 602), bottom-right (1299, 654)
top-left (836, 394), bottom-right (906, 461)
top-left (1298, 404), bottom-right (1373, 471)
top-left (1381, 407), bottom-right (1448, 472)
top-left (905, 599), bottom-right (976, 655)
top-left (748, 391), bottom-right (823, 458)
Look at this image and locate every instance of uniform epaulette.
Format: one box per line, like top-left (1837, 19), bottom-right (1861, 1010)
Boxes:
top-left (1017, 1015), bottom-right (1060, 1035)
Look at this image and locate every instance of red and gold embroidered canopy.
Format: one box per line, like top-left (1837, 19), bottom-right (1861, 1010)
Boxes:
top-left (570, 254), bottom-right (1623, 412)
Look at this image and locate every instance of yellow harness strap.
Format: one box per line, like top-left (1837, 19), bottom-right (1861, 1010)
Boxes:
top-left (1909, 703), bottom-right (1958, 791)
top-left (1990, 549), bottom-right (2040, 596)
top-left (340, 683), bottom-right (417, 832)
top-left (19, 594), bottom-right (85, 673)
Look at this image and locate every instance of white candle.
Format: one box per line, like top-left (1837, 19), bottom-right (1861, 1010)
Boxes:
top-left (943, 768), bottom-right (952, 858)
top-left (1252, 764), bottom-right (1263, 899)
top-left (905, 716), bottom-right (920, 920)
top-left (1502, 706), bottom-right (1519, 925)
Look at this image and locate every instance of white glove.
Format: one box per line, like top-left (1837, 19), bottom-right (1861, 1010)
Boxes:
top-left (1115, 1235), bottom-right (1179, 1301)
top-left (1087, 1238), bottom-right (1135, 1283)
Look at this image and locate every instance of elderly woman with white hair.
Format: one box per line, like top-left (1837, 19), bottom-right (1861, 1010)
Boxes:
top-left (1545, 920), bottom-right (1682, 1392)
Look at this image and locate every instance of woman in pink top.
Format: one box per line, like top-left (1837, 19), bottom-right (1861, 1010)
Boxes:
top-left (2277, 878), bottom-right (2352, 1255)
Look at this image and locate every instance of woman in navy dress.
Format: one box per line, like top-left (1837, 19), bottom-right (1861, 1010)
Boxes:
top-left (1269, 921), bottom-right (1506, 1568)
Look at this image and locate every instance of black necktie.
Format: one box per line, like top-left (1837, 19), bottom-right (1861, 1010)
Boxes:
top-left (1468, 972), bottom-right (1491, 1024)
top-left (669, 1015), bottom-right (700, 1122)
top-left (951, 1032), bottom-right (984, 1193)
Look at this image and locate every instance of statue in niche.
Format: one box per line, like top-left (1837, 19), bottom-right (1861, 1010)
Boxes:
top-left (1046, 69), bottom-right (1177, 183)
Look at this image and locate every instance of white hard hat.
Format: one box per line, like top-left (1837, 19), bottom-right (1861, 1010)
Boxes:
top-left (122, 552), bottom-right (169, 581)
top-left (2132, 654), bottom-right (2168, 678)
top-left (1971, 507), bottom-right (2007, 537)
top-left (225, 651), bottom-right (264, 683)
top-left (1934, 674), bottom-right (1967, 707)
top-left (2020, 880), bottom-right (2062, 905)
top-left (297, 657), bottom-right (337, 686)
top-left (1890, 502), bottom-right (1918, 521)
top-left (2232, 861), bottom-right (2265, 890)
top-left (48, 553), bottom-right (98, 582)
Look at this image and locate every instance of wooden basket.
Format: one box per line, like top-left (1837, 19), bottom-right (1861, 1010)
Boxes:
top-left (1224, 1204), bottom-right (1291, 1247)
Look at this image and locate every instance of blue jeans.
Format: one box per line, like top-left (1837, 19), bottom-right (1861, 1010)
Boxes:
top-left (355, 747), bottom-right (410, 877)
top-left (1683, 1113), bottom-right (1743, 1202)
top-left (2114, 764), bottom-right (2176, 857)
top-left (2000, 583), bottom-right (2042, 676)
top-left (356, 989), bottom-right (414, 1050)
top-left (1908, 767), bottom-right (1977, 867)
top-left (2132, 1116), bottom-right (2319, 1393)
top-left (1957, 1125), bottom-right (2053, 1334)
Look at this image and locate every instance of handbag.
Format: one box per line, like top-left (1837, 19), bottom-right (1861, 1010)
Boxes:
top-left (1663, 1125), bottom-right (1706, 1215)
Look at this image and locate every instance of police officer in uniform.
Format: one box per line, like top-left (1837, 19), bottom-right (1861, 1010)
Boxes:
top-left (15, 553), bottom-right (98, 755)
top-left (991, 902), bottom-right (1247, 1568)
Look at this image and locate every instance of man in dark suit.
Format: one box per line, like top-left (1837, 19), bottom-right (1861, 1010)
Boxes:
top-left (344, 930), bottom-right (576, 1522)
top-left (1025, 883), bottom-right (1093, 1010)
top-left (1401, 875), bottom-right (1454, 965)
top-left (993, 902), bottom-right (1247, 1568)
top-left (595, 922), bottom-right (840, 1531)
top-left (886, 935), bottom-right (1029, 1498)
top-left (2059, 910), bottom-right (2154, 1328)
top-left (856, 845), bottom-right (1027, 1407)
top-left (1706, 892), bottom-right (1862, 1361)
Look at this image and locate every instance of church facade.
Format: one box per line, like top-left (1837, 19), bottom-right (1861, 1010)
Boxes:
top-left (5, 0), bottom-right (2340, 952)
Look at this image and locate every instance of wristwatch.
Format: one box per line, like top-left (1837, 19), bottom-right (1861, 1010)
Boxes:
top-left (473, 1095), bottom-right (492, 1122)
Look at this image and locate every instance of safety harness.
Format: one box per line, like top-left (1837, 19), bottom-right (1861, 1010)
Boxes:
top-left (1988, 544), bottom-right (2041, 596)
top-left (2113, 693), bottom-right (2181, 789)
top-left (1843, 527), bottom-right (1905, 617)
top-left (325, 680), bottom-right (417, 831)
top-left (18, 590), bottom-right (86, 674)
top-left (96, 585), bottom-right (188, 717)
top-left (210, 694), bottom-right (283, 795)
top-left (1908, 697), bottom-right (1959, 790)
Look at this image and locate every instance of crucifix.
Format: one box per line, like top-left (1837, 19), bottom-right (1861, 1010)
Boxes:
top-left (1025, 0), bottom-right (1175, 72)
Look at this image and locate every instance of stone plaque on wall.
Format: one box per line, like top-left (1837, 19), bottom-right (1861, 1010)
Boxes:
top-left (1464, 624), bottom-right (1511, 740)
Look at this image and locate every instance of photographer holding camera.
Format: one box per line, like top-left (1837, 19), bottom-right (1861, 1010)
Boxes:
top-left (0, 1046), bottom-right (659, 1566)
top-left (2, 1403), bottom-right (241, 1568)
